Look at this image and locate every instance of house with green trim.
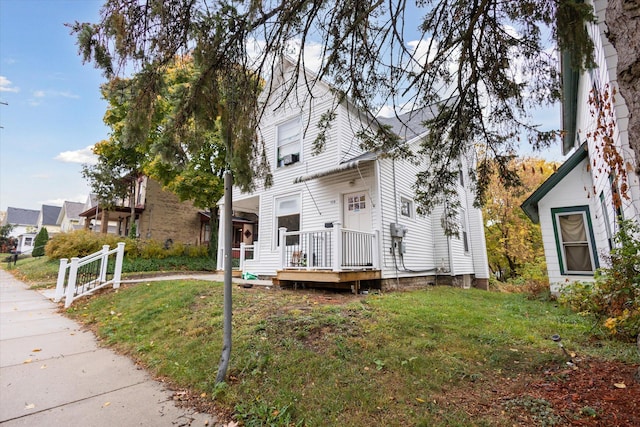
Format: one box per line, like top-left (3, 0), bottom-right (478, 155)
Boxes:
top-left (522, 0), bottom-right (639, 293)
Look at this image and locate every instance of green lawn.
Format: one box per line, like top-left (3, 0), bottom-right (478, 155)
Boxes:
top-left (63, 280), bottom-right (638, 426)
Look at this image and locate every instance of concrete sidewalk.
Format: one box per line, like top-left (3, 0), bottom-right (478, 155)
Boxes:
top-left (0, 269), bottom-right (221, 426)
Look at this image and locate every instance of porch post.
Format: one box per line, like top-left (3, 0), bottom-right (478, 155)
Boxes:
top-left (372, 229), bottom-right (380, 269)
top-left (332, 221), bottom-right (342, 272)
top-left (279, 227), bottom-right (287, 269)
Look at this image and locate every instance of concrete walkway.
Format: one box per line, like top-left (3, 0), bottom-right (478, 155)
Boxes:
top-left (0, 269), bottom-right (229, 426)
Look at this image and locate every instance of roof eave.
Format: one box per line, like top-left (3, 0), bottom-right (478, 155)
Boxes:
top-left (520, 143), bottom-right (588, 223)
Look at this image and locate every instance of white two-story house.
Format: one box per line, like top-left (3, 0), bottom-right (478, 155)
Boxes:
top-left (217, 59), bottom-right (490, 291)
top-left (522, 0), bottom-right (640, 293)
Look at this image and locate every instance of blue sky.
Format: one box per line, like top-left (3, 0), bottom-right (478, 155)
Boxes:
top-left (0, 0), bottom-right (566, 213)
top-left (0, 0), bottom-right (107, 212)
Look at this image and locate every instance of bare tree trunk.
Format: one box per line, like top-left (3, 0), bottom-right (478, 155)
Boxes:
top-left (606, 0), bottom-right (640, 174)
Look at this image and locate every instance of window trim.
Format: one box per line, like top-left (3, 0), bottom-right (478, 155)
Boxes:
top-left (274, 193), bottom-right (301, 248)
top-left (400, 195), bottom-right (414, 219)
top-left (276, 116), bottom-right (302, 168)
top-left (551, 206), bottom-right (599, 276)
top-left (460, 207), bottom-right (469, 254)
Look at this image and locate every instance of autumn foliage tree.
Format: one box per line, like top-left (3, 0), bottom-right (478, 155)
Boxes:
top-left (483, 157), bottom-right (558, 280)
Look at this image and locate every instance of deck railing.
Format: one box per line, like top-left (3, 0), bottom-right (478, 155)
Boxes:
top-left (217, 243), bottom-right (257, 271)
top-left (279, 222), bottom-right (379, 271)
top-left (54, 242), bottom-right (125, 308)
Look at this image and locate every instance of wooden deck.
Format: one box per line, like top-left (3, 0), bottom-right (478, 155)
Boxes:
top-left (274, 269), bottom-right (381, 293)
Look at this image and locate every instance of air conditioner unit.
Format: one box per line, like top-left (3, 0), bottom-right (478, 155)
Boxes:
top-left (282, 153), bottom-right (299, 165)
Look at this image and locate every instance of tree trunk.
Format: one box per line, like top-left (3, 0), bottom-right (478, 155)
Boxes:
top-left (606, 0), bottom-right (640, 174)
top-left (208, 206), bottom-right (219, 264)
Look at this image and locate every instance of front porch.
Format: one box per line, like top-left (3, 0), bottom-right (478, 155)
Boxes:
top-left (237, 224), bottom-right (382, 292)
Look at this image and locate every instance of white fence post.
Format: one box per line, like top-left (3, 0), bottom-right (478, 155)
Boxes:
top-left (279, 227), bottom-right (287, 269)
top-left (65, 257), bottom-right (80, 308)
top-left (113, 242), bottom-right (125, 289)
top-left (99, 245), bottom-right (110, 283)
top-left (239, 242), bottom-right (246, 272)
top-left (54, 258), bottom-right (68, 302)
top-left (332, 222), bottom-right (342, 272)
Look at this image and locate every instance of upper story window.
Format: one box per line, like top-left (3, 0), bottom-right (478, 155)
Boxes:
top-left (400, 196), bottom-right (414, 218)
top-left (551, 206), bottom-right (599, 275)
top-left (276, 116), bottom-right (301, 168)
top-left (460, 208), bottom-right (469, 253)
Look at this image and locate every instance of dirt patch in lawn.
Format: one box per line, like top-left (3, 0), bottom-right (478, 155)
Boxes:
top-left (436, 359), bottom-right (639, 426)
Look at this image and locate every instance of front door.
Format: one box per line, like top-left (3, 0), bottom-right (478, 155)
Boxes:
top-left (343, 192), bottom-right (371, 232)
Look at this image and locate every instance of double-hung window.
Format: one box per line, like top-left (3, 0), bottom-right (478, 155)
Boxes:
top-left (552, 206), bottom-right (598, 275)
top-left (275, 195), bottom-right (300, 246)
top-left (276, 117), bottom-right (301, 167)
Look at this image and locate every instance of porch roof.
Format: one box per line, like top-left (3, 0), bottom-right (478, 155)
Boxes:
top-left (293, 151), bottom-right (377, 184)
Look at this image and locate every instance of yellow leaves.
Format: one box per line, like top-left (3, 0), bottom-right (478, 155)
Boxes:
top-left (613, 382), bottom-right (626, 389)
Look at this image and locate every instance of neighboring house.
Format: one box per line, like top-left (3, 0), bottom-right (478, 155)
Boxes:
top-left (217, 59), bottom-right (490, 291)
top-left (57, 201), bottom-right (86, 233)
top-left (37, 205), bottom-right (62, 236)
top-left (79, 176), bottom-right (207, 246)
top-left (2, 207), bottom-right (39, 253)
top-left (522, 0), bottom-right (640, 293)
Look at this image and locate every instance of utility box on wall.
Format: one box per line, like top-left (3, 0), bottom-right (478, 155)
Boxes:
top-left (390, 223), bottom-right (408, 238)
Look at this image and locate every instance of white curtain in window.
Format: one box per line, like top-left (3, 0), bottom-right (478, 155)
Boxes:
top-left (559, 214), bottom-right (587, 242)
top-left (277, 118), bottom-right (300, 148)
top-left (277, 197), bottom-right (299, 216)
top-left (559, 214), bottom-right (592, 272)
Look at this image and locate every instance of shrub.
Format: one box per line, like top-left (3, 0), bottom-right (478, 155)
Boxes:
top-left (32, 228), bottom-right (49, 257)
top-left (560, 219), bottom-right (640, 342)
top-left (44, 230), bottom-right (211, 265)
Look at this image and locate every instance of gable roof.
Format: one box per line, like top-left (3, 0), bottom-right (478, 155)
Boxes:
top-left (57, 201), bottom-right (86, 223)
top-left (41, 205), bottom-right (62, 226)
top-left (521, 143), bottom-right (588, 223)
top-left (5, 207), bottom-right (40, 226)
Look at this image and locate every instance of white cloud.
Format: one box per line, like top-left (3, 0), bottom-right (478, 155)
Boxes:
top-left (55, 145), bottom-right (97, 165)
top-left (0, 76), bottom-right (19, 92)
top-left (32, 89), bottom-right (80, 99)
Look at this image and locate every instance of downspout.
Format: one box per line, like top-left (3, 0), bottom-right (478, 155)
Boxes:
top-left (374, 158), bottom-right (384, 271)
top-left (391, 158), bottom-right (399, 286)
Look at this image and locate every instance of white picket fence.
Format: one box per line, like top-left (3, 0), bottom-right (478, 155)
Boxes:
top-left (54, 242), bottom-right (125, 308)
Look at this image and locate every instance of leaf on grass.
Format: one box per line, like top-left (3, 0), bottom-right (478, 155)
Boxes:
top-left (613, 383), bottom-right (626, 389)
top-left (416, 397), bottom-right (425, 403)
top-left (200, 392), bottom-right (207, 398)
